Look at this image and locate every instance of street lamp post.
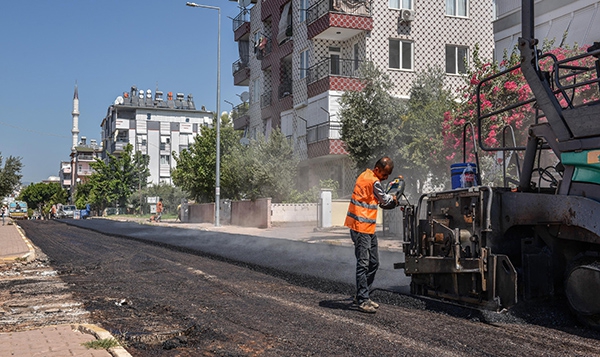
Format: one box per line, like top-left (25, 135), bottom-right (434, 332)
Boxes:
top-left (186, 2), bottom-right (221, 226)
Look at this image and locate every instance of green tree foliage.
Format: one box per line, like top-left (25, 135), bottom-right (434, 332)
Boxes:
top-left (18, 182), bottom-right (67, 215)
top-left (0, 153), bottom-right (23, 198)
top-left (399, 66), bottom-right (455, 192)
top-left (172, 113), bottom-right (242, 202)
top-left (87, 144), bottom-right (150, 209)
top-left (339, 62), bottom-right (404, 171)
top-left (228, 129), bottom-right (299, 202)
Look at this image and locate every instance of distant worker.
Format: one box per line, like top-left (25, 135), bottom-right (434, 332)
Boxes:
top-left (51, 205), bottom-right (57, 219)
top-left (1, 205), bottom-right (6, 226)
top-left (156, 198), bottom-right (164, 222)
top-left (345, 156), bottom-right (399, 314)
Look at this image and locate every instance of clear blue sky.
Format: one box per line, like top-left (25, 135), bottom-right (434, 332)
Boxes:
top-left (0, 0), bottom-right (243, 184)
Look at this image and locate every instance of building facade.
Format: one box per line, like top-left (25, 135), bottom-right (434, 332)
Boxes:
top-left (231, 0), bottom-right (494, 195)
top-left (100, 86), bottom-right (213, 185)
top-left (493, 0), bottom-right (600, 62)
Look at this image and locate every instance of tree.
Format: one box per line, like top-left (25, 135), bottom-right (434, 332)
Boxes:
top-left (442, 41), bottom-right (599, 185)
top-left (87, 144), bottom-right (149, 209)
top-left (0, 153), bottom-right (23, 198)
top-left (339, 61), bottom-right (404, 171)
top-left (227, 129), bottom-right (299, 202)
top-left (19, 182), bottom-right (67, 215)
top-left (399, 66), bottom-right (456, 192)
top-left (172, 113), bottom-right (242, 202)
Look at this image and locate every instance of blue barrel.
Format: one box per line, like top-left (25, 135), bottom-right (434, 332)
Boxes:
top-left (451, 162), bottom-right (478, 189)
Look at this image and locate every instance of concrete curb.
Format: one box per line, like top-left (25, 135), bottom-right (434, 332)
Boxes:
top-left (15, 224), bottom-right (36, 262)
top-left (74, 324), bottom-right (132, 357)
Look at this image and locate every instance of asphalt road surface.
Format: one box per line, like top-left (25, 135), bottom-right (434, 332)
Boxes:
top-left (13, 219), bottom-right (600, 356)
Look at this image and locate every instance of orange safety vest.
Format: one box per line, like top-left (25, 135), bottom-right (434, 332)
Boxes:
top-left (344, 169), bottom-right (379, 234)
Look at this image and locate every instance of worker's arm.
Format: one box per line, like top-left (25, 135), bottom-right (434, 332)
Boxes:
top-left (373, 181), bottom-right (397, 209)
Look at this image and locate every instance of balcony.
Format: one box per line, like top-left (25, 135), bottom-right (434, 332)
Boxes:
top-left (77, 154), bottom-right (96, 161)
top-left (255, 36), bottom-right (272, 61)
top-left (307, 0), bottom-right (372, 41)
top-left (278, 82), bottom-right (293, 99)
top-left (306, 121), bottom-right (347, 158)
top-left (232, 102), bottom-right (250, 130)
top-left (260, 90), bottom-right (272, 108)
top-left (307, 57), bottom-right (362, 83)
top-left (233, 58), bottom-right (250, 86)
top-left (233, 9), bottom-right (250, 41)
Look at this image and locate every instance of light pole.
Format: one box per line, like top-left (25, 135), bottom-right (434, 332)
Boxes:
top-left (186, 2), bottom-right (221, 226)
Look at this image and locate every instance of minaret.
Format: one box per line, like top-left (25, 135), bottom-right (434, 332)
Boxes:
top-left (71, 83), bottom-right (80, 152)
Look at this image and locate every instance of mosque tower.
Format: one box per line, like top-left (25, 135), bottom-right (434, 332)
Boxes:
top-left (71, 83), bottom-right (80, 152)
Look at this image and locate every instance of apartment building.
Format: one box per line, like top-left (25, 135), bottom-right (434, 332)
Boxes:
top-left (494, 0), bottom-right (600, 62)
top-left (59, 137), bottom-right (102, 194)
top-left (100, 86), bottom-right (213, 185)
top-left (231, 0), bottom-right (494, 195)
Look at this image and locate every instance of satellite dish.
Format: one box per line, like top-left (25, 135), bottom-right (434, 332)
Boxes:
top-left (239, 91), bottom-right (250, 102)
top-left (238, 0), bottom-right (251, 9)
top-left (114, 96), bottom-right (124, 105)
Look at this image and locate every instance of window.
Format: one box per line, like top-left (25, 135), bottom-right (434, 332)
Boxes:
top-left (446, 0), bottom-right (467, 17)
top-left (160, 155), bottom-right (170, 165)
top-left (330, 47), bottom-right (341, 75)
top-left (389, 0), bottom-right (411, 10)
top-left (147, 113), bottom-right (151, 120)
top-left (389, 39), bottom-right (413, 70)
top-left (446, 45), bottom-right (468, 74)
top-left (136, 135), bottom-right (147, 146)
top-left (299, 0), bottom-right (308, 22)
top-left (300, 49), bottom-right (309, 79)
top-left (251, 79), bottom-right (260, 103)
top-left (353, 43), bottom-right (360, 70)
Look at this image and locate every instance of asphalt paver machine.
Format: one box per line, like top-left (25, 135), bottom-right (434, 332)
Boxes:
top-left (396, 0), bottom-right (600, 327)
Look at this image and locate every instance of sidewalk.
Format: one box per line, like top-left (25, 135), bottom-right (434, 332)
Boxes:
top-left (119, 217), bottom-right (403, 252)
top-left (0, 220), bottom-right (130, 357)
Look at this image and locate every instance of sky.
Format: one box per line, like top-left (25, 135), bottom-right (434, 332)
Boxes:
top-left (0, 0), bottom-right (245, 184)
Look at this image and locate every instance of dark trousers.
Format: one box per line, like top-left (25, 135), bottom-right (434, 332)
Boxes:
top-left (350, 229), bottom-right (379, 304)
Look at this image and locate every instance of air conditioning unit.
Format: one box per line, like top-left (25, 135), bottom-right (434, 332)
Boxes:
top-left (400, 9), bottom-right (415, 23)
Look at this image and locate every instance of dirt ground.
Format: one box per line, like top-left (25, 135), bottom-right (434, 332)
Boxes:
top-left (4, 220), bottom-right (600, 356)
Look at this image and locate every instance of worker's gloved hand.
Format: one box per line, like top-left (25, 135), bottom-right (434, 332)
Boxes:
top-left (379, 195), bottom-right (398, 210)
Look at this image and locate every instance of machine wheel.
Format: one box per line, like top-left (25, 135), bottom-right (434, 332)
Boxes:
top-left (565, 255), bottom-right (600, 329)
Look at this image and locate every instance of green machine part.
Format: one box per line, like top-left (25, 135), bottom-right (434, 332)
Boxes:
top-left (562, 150), bottom-right (600, 185)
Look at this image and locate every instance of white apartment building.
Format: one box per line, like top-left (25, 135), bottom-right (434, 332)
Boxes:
top-left (494, 0), bottom-right (600, 62)
top-left (100, 86), bottom-right (213, 185)
top-left (231, 0), bottom-right (494, 195)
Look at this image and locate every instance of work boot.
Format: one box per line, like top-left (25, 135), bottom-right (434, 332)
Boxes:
top-left (358, 301), bottom-right (377, 313)
top-left (353, 297), bottom-right (379, 309)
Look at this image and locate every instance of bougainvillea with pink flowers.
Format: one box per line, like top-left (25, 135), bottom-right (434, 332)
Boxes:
top-left (442, 41), bottom-right (599, 183)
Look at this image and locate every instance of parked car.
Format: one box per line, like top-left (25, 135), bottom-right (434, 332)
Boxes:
top-left (56, 205), bottom-right (77, 219)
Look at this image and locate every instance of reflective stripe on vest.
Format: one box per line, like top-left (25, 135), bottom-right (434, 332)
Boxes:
top-left (344, 169), bottom-right (379, 234)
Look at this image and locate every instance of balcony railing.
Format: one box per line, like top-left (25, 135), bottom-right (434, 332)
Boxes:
top-left (233, 9), bottom-right (250, 31)
top-left (260, 90), bottom-right (272, 108)
top-left (77, 154), bottom-right (96, 161)
top-left (232, 58), bottom-right (249, 75)
top-left (307, 121), bottom-right (342, 144)
top-left (307, 0), bottom-right (371, 24)
top-left (307, 57), bottom-right (363, 84)
top-left (231, 102), bottom-right (249, 120)
top-left (278, 82), bottom-right (293, 99)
